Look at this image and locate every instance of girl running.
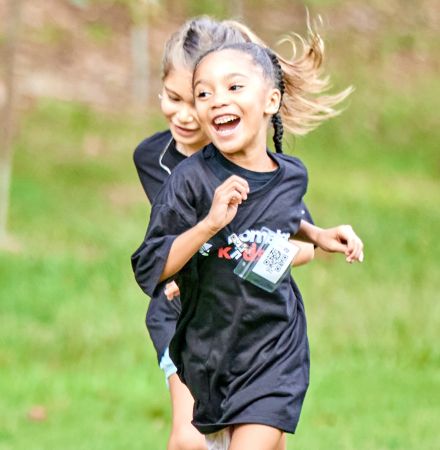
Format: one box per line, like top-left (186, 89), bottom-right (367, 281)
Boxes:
top-left (132, 41), bottom-right (363, 450)
top-left (134, 17), bottom-right (322, 450)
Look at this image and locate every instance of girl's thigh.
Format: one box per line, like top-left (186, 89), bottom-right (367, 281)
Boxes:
top-left (229, 424), bottom-right (283, 450)
top-left (278, 433), bottom-right (286, 450)
top-left (168, 374), bottom-right (207, 450)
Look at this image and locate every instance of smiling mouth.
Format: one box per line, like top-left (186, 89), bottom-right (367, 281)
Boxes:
top-left (174, 124), bottom-right (199, 133)
top-left (212, 114), bottom-right (241, 136)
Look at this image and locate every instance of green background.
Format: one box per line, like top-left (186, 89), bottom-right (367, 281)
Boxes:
top-left (1, 0), bottom-right (439, 448)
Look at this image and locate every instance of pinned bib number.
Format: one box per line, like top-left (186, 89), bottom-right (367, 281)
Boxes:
top-left (233, 227), bottom-right (299, 292)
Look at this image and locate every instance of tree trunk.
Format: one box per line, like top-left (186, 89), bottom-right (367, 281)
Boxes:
top-left (0, 0), bottom-right (22, 242)
top-left (130, 24), bottom-right (149, 107)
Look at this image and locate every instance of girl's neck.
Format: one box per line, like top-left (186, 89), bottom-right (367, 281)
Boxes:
top-left (220, 145), bottom-right (278, 172)
top-left (175, 140), bottom-right (208, 157)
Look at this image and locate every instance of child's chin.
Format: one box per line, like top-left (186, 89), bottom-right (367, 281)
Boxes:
top-left (212, 137), bottom-right (241, 154)
top-left (217, 145), bottom-right (239, 155)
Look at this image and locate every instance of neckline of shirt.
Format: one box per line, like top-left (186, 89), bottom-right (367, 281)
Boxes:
top-left (165, 135), bottom-right (187, 162)
top-left (202, 145), bottom-right (285, 201)
top-left (214, 148), bottom-right (279, 181)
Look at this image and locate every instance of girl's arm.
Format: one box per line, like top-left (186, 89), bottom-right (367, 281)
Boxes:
top-left (132, 175), bottom-right (249, 297)
top-left (294, 220), bottom-right (364, 263)
top-left (159, 175), bottom-right (249, 282)
top-left (290, 240), bottom-right (315, 267)
top-left (158, 218), bottom-right (217, 282)
top-left (165, 238), bottom-right (314, 301)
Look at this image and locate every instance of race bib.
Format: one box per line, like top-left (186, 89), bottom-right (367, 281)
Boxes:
top-left (233, 227), bottom-right (299, 292)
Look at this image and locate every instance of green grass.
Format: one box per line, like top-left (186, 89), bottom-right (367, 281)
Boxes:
top-left (1, 37), bottom-right (440, 450)
top-left (0, 100), bottom-right (171, 450)
top-left (286, 72), bottom-right (440, 449)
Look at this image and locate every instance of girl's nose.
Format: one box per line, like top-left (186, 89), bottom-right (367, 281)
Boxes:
top-left (211, 90), bottom-right (229, 108)
top-left (177, 105), bottom-right (195, 123)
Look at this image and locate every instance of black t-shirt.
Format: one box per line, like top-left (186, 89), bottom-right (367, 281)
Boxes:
top-left (134, 130), bottom-right (314, 364)
top-left (134, 130), bottom-right (186, 203)
top-left (133, 130), bottom-right (185, 362)
top-left (211, 149), bottom-right (279, 190)
top-left (132, 145), bottom-right (310, 434)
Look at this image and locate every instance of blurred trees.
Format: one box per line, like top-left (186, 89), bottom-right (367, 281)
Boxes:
top-left (70, 0), bottom-right (161, 107)
top-left (129, 0), bottom-right (160, 107)
top-left (0, 0), bottom-right (22, 244)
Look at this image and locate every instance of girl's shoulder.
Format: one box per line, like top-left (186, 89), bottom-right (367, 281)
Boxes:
top-left (153, 147), bottom-right (211, 216)
top-left (165, 145), bottom-right (210, 184)
top-left (272, 152), bottom-right (308, 179)
top-left (133, 129), bottom-right (173, 168)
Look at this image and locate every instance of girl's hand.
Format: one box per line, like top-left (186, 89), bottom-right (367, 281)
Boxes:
top-left (164, 281), bottom-right (180, 301)
top-left (203, 176), bottom-right (249, 233)
top-left (316, 225), bottom-right (364, 263)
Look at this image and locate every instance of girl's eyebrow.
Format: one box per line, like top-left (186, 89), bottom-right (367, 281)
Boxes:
top-left (194, 72), bottom-right (249, 89)
top-left (163, 86), bottom-right (181, 97)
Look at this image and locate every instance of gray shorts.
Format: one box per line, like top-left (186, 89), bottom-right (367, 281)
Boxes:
top-left (159, 347), bottom-right (177, 387)
top-left (205, 428), bottom-right (231, 450)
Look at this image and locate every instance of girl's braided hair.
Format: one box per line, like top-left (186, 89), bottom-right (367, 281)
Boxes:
top-left (267, 49), bottom-right (285, 153)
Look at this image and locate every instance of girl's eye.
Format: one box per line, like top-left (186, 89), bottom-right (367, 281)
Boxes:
top-left (196, 91), bottom-right (210, 99)
top-left (168, 96), bottom-right (180, 102)
top-left (230, 84), bottom-right (243, 91)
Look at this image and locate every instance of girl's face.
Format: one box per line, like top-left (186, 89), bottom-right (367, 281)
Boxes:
top-left (161, 67), bottom-right (209, 154)
top-left (193, 49), bottom-right (280, 157)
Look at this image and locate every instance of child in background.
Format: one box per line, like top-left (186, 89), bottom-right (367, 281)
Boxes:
top-left (133, 17), bottom-right (328, 450)
top-left (132, 41), bottom-right (363, 450)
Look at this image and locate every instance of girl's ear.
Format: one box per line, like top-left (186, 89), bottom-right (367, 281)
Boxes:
top-left (265, 88), bottom-right (282, 116)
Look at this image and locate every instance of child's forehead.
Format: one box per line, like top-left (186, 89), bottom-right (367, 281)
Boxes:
top-left (195, 49), bottom-right (264, 79)
top-left (201, 48), bottom-right (253, 66)
top-left (165, 65), bottom-right (193, 81)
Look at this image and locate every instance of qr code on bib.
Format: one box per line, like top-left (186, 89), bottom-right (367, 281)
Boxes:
top-left (251, 236), bottom-right (298, 285)
top-left (261, 247), bottom-right (289, 274)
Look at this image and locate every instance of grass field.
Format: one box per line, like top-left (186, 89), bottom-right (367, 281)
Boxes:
top-left (1, 21), bottom-right (440, 450)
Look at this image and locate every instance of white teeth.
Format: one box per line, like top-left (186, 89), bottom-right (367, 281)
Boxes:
top-left (214, 115), bottom-right (238, 125)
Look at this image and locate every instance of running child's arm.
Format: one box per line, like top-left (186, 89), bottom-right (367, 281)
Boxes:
top-left (132, 175), bottom-right (248, 296)
top-left (164, 239), bottom-right (314, 300)
top-left (294, 220), bottom-right (364, 263)
top-left (290, 241), bottom-right (315, 267)
top-left (159, 175), bottom-right (249, 281)
top-left (164, 236), bottom-right (314, 302)
top-left (290, 202), bottom-right (315, 266)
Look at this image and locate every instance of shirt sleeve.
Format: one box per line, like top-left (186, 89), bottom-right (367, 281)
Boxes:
top-left (146, 291), bottom-right (182, 363)
top-left (133, 140), bottom-right (163, 203)
top-left (131, 164), bottom-right (200, 297)
top-left (133, 142), bottom-right (148, 196)
top-left (300, 201), bottom-right (314, 225)
top-left (131, 203), bottom-right (194, 297)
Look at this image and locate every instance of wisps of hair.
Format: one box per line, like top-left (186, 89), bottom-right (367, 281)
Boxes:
top-left (163, 15), bottom-right (352, 136)
top-left (276, 23), bottom-right (353, 135)
top-left (225, 18), bottom-right (354, 136)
